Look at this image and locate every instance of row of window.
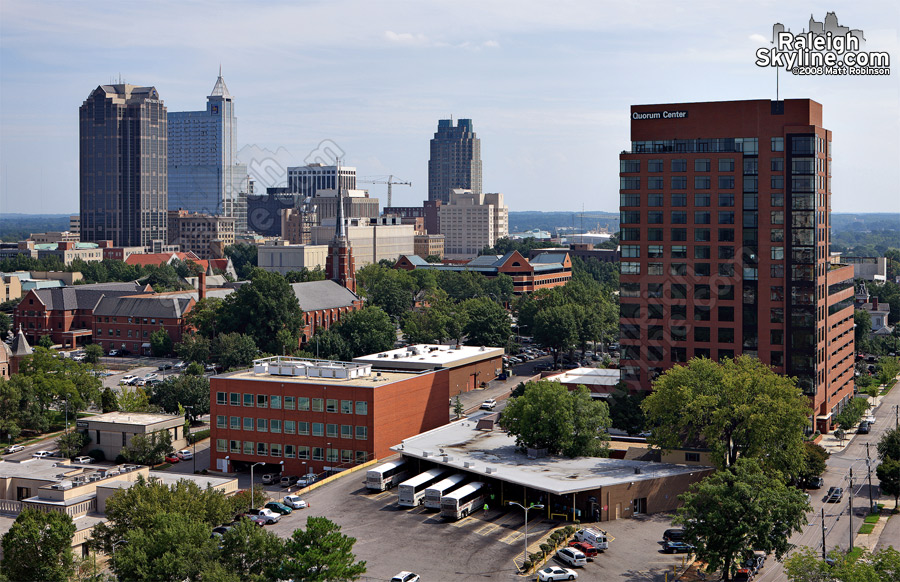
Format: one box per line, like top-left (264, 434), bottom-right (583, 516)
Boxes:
top-left (216, 439), bottom-right (368, 463)
top-left (96, 328), bottom-right (151, 338)
top-left (628, 137), bottom-right (759, 155)
top-left (216, 392), bottom-right (368, 415)
top-left (621, 245), bottom-right (783, 260)
top-left (217, 415), bottom-right (368, 439)
top-left (621, 282), bottom-right (766, 300)
top-left (621, 210), bottom-right (791, 226)
top-left (621, 192), bottom-right (787, 209)
top-left (619, 346), bottom-right (783, 373)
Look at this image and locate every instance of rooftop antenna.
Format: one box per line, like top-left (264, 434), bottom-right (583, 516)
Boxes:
top-left (776, 63), bottom-right (779, 101)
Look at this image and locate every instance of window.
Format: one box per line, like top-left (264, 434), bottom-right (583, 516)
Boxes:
top-left (695, 284), bottom-right (711, 299)
top-left (718, 176), bottom-right (735, 189)
top-left (771, 157), bottom-right (784, 171)
top-left (694, 176), bottom-right (711, 189)
top-left (648, 193), bottom-right (663, 206)
top-left (718, 285), bottom-right (735, 300)
top-left (695, 159), bottom-right (711, 172)
top-left (718, 211), bottom-right (735, 224)
top-left (620, 228), bottom-right (640, 241)
top-left (216, 415), bottom-right (226, 429)
top-left (686, 452), bottom-right (701, 462)
top-left (695, 228), bottom-right (711, 242)
top-left (285, 396), bottom-right (295, 410)
top-left (671, 193), bottom-right (688, 207)
top-left (671, 284), bottom-right (687, 299)
top-left (648, 177), bottom-right (663, 190)
top-left (230, 440), bottom-right (240, 453)
top-left (771, 211), bottom-right (784, 225)
top-left (670, 263), bottom-right (687, 276)
top-left (243, 394), bottom-right (253, 407)
top-left (719, 306), bottom-right (735, 321)
top-left (270, 396), bottom-right (281, 410)
top-left (356, 401), bottom-right (368, 415)
top-left (719, 263), bottom-right (735, 276)
top-left (771, 308), bottom-right (784, 323)
top-left (341, 400), bottom-right (353, 414)
top-left (342, 425), bottom-right (353, 439)
top-left (648, 304), bottom-right (664, 319)
top-left (648, 245), bottom-right (664, 258)
top-left (771, 193), bottom-right (784, 207)
top-left (256, 394), bottom-right (268, 408)
top-left (621, 160), bottom-right (640, 172)
top-left (620, 193), bottom-right (640, 207)
top-left (671, 245), bottom-right (687, 259)
top-left (648, 228), bottom-right (663, 241)
top-left (621, 211), bottom-right (641, 224)
top-left (216, 392), bottom-right (226, 405)
top-left (672, 347), bottom-right (688, 363)
top-left (270, 420), bottom-right (281, 434)
top-left (771, 175), bottom-right (784, 189)
top-left (718, 328), bottom-right (735, 343)
top-left (620, 177), bottom-right (640, 189)
top-left (621, 262), bottom-right (641, 275)
top-left (648, 211), bottom-right (663, 224)
top-left (298, 446), bottom-right (309, 460)
top-left (719, 158), bottom-right (735, 172)
top-left (312, 398), bottom-right (324, 412)
top-left (694, 246), bottom-right (711, 259)
top-left (622, 244), bottom-right (640, 257)
top-left (621, 324), bottom-right (641, 340)
top-left (326, 399), bottom-right (338, 413)
top-left (256, 418), bottom-right (267, 432)
top-left (694, 327), bottom-right (711, 342)
top-left (671, 176), bottom-right (687, 190)
top-left (298, 421), bottom-right (309, 435)
top-left (694, 194), bottom-right (710, 207)
top-left (312, 422), bottom-right (324, 436)
top-left (648, 263), bottom-right (664, 276)
top-left (770, 286), bottom-right (784, 301)
top-left (647, 283), bottom-right (663, 298)
top-left (718, 246), bottom-right (734, 259)
top-left (285, 420), bottom-right (296, 434)
top-left (671, 305), bottom-right (687, 319)
top-left (771, 228), bottom-right (784, 243)
top-left (771, 137), bottom-right (784, 151)
top-left (621, 304), bottom-right (641, 318)
top-left (285, 445), bottom-right (296, 458)
top-left (621, 283), bottom-right (640, 298)
top-left (672, 326), bottom-right (687, 342)
top-left (243, 417), bottom-right (253, 431)
top-left (771, 351), bottom-right (784, 367)
top-left (216, 439), bottom-right (226, 452)
top-left (230, 416), bottom-right (240, 429)
top-left (671, 159), bottom-right (687, 172)
top-left (771, 247), bottom-right (784, 260)
top-left (694, 263), bottom-right (711, 276)
top-left (256, 442), bottom-right (268, 456)
top-left (356, 426), bottom-right (368, 440)
top-left (648, 159), bottom-right (664, 172)
top-left (694, 211), bottom-right (711, 224)
top-left (694, 306), bottom-right (711, 321)
top-left (671, 228), bottom-right (687, 241)
top-left (327, 423), bottom-right (338, 438)
top-left (718, 193), bottom-right (734, 207)
top-left (271, 444), bottom-right (282, 458)
top-left (771, 329), bottom-right (784, 345)
top-left (719, 228), bottom-right (735, 242)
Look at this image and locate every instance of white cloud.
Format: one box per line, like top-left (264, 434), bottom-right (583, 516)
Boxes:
top-left (748, 33), bottom-right (769, 45)
top-left (384, 31), bottom-right (431, 46)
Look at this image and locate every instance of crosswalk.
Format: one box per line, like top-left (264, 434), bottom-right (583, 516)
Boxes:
top-left (361, 490), bottom-right (556, 546)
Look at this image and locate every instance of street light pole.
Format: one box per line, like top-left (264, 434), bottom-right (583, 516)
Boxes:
top-left (250, 461), bottom-right (264, 513)
top-left (508, 501), bottom-right (544, 569)
top-left (184, 405), bottom-right (195, 474)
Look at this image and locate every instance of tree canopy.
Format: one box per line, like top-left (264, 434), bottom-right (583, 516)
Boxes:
top-left (218, 269), bottom-right (303, 354)
top-left (499, 380), bottom-right (610, 457)
top-left (642, 356), bottom-right (811, 478)
top-left (461, 297), bottom-right (511, 347)
top-left (281, 516), bottom-right (367, 582)
top-left (785, 546), bottom-right (900, 582)
top-left (0, 508), bottom-right (76, 582)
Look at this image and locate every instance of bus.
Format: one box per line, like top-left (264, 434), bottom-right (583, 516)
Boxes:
top-left (397, 468), bottom-right (450, 507)
top-left (440, 481), bottom-right (487, 520)
top-left (365, 460), bottom-right (410, 491)
top-left (423, 474), bottom-right (468, 510)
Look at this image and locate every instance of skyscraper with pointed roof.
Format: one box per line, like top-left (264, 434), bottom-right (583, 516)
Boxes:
top-left (325, 166), bottom-right (356, 293)
top-left (168, 71), bottom-right (249, 231)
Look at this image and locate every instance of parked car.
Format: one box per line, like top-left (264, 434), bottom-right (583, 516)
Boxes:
top-left (556, 547), bottom-right (587, 567)
top-left (806, 476), bottom-right (825, 489)
top-left (108, 349), bottom-right (120, 357)
top-left (177, 449), bottom-right (193, 461)
top-left (390, 573), bottom-right (420, 582)
top-left (144, 373), bottom-right (158, 380)
top-left (261, 473), bottom-right (281, 485)
top-left (158, 363), bottom-right (173, 370)
top-left (573, 527), bottom-right (609, 550)
top-left (744, 553), bottom-right (766, 574)
top-left (281, 475), bottom-right (300, 487)
top-left (567, 541), bottom-right (598, 558)
top-left (283, 495), bottom-right (308, 509)
top-left (863, 415), bottom-right (876, 425)
top-left (298, 474), bottom-right (317, 486)
top-left (858, 421), bottom-right (870, 434)
top-left (120, 375), bottom-right (138, 385)
top-left (240, 514), bottom-right (266, 527)
top-left (732, 568), bottom-right (753, 582)
top-left (663, 541), bottom-right (694, 554)
top-left (211, 526), bottom-right (232, 536)
top-left (538, 566), bottom-right (578, 581)
top-left (32, 450), bottom-right (54, 459)
top-left (164, 454), bottom-right (180, 463)
top-left (73, 455), bottom-right (93, 464)
top-left (265, 501), bottom-right (293, 515)
top-left (173, 361), bottom-right (187, 370)
top-left (4, 444), bottom-right (24, 454)
top-left (480, 398), bottom-right (497, 410)
top-left (663, 528), bottom-right (685, 542)
top-left (253, 508), bottom-right (281, 524)
top-left (826, 487), bottom-right (843, 503)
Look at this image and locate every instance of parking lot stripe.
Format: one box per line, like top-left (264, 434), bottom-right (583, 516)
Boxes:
top-left (475, 522), bottom-right (502, 536)
top-left (372, 491), bottom-right (392, 502)
top-left (450, 515), bottom-right (476, 528)
top-left (500, 531), bottom-right (524, 545)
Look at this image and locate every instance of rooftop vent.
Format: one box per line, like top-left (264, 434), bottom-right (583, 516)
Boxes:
top-left (485, 467), bottom-right (497, 474)
top-left (423, 451), bottom-right (432, 457)
top-left (634, 467), bottom-right (642, 474)
top-left (464, 461), bottom-right (475, 468)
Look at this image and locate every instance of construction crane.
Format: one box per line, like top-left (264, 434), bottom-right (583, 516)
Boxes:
top-left (358, 175), bottom-right (412, 208)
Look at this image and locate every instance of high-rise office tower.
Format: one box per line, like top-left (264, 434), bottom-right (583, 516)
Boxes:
top-left (287, 164), bottom-right (356, 198)
top-left (428, 118), bottom-right (482, 203)
top-left (80, 84), bottom-right (168, 249)
top-left (168, 71), bottom-right (249, 232)
top-left (618, 99), bottom-right (854, 433)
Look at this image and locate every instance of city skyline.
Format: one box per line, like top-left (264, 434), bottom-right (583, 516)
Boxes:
top-left (1, 1), bottom-right (898, 216)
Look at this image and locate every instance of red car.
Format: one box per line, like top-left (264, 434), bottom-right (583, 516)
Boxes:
top-left (568, 541), bottom-right (598, 558)
top-left (164, 455), bottom-right (180, 463)
top-left (241, 514), bottom-right (266, 527)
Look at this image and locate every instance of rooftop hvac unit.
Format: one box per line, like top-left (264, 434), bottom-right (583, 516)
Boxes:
top-left (634, 467), bottom-right (642, 474)
top-left (485, 467), bottom-right (497, 474)
top-left (423, 451), bottom-right (432, 457)
top-left (442, 455), bottom-right (451, 462)
top-left (463, 461), bottom-right (475, 468)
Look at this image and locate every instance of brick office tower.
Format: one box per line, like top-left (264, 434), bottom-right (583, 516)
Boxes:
top-left (80, 84), bottom-right (168, 250)
top-left (428, 118), bottom-right (482, 203)
top-left (618, 99), bottom-right (854, 433)
top-left (325, 178), bottom-right (356, 294)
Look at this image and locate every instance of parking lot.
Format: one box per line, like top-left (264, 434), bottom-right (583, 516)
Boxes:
top-left (252, 463), bottom-right (694, 581)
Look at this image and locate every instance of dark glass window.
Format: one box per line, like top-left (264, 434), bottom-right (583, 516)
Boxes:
top-left (718, 285), bottom-right (735, 300)
top-left (694, 306), bottom-right (711, 321)
top-left (648, 304), bottom-right (664, 319)
top-left (671, 159), bottom-right (687, 172)
top-left (671, 176), bottom-right (687, 190)
top-left (694, 194), bottom-right (710, 207)
top-left (718, 228), bottom-right (735, 242)
top-left (647, 283), bottom-right (664, 298)
top-left (694, 284), bottom-right (711, 299)
top-left (671, 284), bottom-right (687, 299)
top-left (648, 228), bottom-right (663, 241)
top-left (718, 176), bottom-right (735, 189)
top-left (694, 327), bottom-right (711, 342)
top-left (695, 159), bottom-right (711, 172)
top-left (718, 306), bottom-right (735, 321)
top-left (718, 193), bottom-right (734, 207)
top-left (718, 246), bottom-right (734, 259)
top-left (695, 176), bottom-right (711, 189)
top-left (694, 211), bottom-right (711, 224)
top-left (621, 304), bottom-right (641, 318)
top-left (671, 228), bottom-right (687, 241)
top-left (648, 193), bottom-right (663, 206)
top-left (648, 159), bottom-right (664, 172)
top-left (718, 211), bottom-right (735, 224)
top-left (671, 211), bottom-right (687, 224)
top-left (719, 263), bottom-right (735, 276)
top-left (694, 246), bottom-right (711, 259)
top-left (694, 263), bottom-right (711, 276)
top-left (671, 305), bottom-right (687, 319)
top-left (718, 328), bottom-right (735, 343)
top-left (648, 211), bottom-right (663, 224)
top-left (695, 228), bottom-right (711, 242)
top-left (719, 158), bottom-right (735, 172)
top-left (671, 194), bottom-right (687, 206)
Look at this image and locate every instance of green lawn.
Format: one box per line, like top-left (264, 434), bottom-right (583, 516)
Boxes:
top-left (858, 523), bottom-right (875, 534)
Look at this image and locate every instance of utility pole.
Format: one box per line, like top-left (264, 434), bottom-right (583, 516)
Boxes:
top-left (849, 469), bottom-right (854, 551)
top-left (866, 443), bottom-right (874, 512)
top-left (820, 507), bottom-right (826, 560)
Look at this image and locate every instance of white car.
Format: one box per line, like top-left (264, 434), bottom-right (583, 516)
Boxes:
top-left (864, 415), bottom-right (876, 425)
top-left (391, 573), bottom-right (420, 582)
top-left (256, 508), bottom-right (281, 523)
top-left (144, 373), bottom-right (158, 380)
top-left (4, 444), bottom-right (25, 454)
top-left (556, 547), bottom-right (587, 568)
top-left (538, 566), bottom-right (578, 581)
top-left (73, 455), bottom-right (94, 464)
top-left (32, 450), bottom-right (54, 459)
top-left (120, 375), bottom-right (138, 384)
top-left (298, 474), bottom-right (317, 486)
top-left (481, 398), bottom-right (497, 410)
top-left (283, 495), bottom-right (308, 509)
top-left (177, 449), bottom-right (193, 461)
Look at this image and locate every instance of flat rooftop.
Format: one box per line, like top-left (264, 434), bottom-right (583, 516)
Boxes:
top-left (100, 471), bottom-right (236, 490)
top-left (392, 415), bottom-right (710, 496)
top-left (546, 368), bottom-right (620, 392)
top-left (219, 357), bottom-right (424, 388)
top-left (81, 412), bottom-right (183, 426)
top-left (353, 344), bottom-right (504, 371)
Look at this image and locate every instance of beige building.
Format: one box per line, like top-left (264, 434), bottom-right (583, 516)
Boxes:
top-left (280, 206), bottom-right (318, 245)
top-left (311, 216), bottom-right (415, 267)
top-left (29, 231), bottom-right (80, 244)
top-left (258, 241), bottom-right (329, 275)
top-left (439, 189), bottom-right (508, 259)
top-left (36, 241), bottom-right (105, 265)
top-left (77, 412), bottom-right (189, 461)
top-left (1, 273), bottom-right (22, 302)
top-left (70, 215), bottom-right (81, 236)
top-left (167, 210), bottom-right (236, 259)
top-left (414, 234), bottom-right (444, 259)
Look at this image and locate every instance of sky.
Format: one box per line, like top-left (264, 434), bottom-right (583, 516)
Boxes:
top-left (1, 0), bottom-right (898, 216)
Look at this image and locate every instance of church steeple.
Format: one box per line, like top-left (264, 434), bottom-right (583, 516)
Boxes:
top-left (325, 161), bottom-right (356, 293)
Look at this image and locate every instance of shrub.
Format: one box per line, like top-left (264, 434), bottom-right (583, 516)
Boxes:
top-left (188, 429), bottom-right (210, 444)
top-left (529, 552), bottom-right (543, 563)
top-left (522, 561), bottom-right (532, 571)
top-left (540, 543), bottom-right (551, 554)
top-left (87, 449), bottom-right (105, 462)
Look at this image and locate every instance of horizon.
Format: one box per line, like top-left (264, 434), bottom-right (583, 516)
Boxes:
top-left (1, 1), bottom-right (898, 216)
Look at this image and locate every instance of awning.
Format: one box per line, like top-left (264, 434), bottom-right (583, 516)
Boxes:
top-left (141, 343), bottom-right (151, 347)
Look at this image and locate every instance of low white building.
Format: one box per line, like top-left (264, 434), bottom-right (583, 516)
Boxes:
top-left (258, 241), bottom-right (329, 274)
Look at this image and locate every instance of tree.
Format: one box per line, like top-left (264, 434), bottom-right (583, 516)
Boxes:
top-left (185, 297), bottom-right (223, 339)
top-left (37, 334), bottom-right (54, 348)
top-left (227, 486), bottom-right (269, 518)
top-left (83, 343), bottom-right (103, 364)
top-left (284, 267), bottom-right (326, 283)
top-left (786, 546), bottom-right (900, 582)
top-left (876, 457), bottom-right (900, 507)
top-left (281, 516), bottom-right (367, 582)
top-left (355, 265), bottom-right (416, 320)
top-left (148, 375), bottom-right (210, 422)
top-left (798, 442), bottom-right (830, 484)
top-left (876, 355), bottom-right (900, 385)
top-left (855, 309), bottom-right (872, 347)
top-left (0, 312), bottom-right (10, 337)
top-left (333, 306), bottom-right (396, 358)
top-left (607, 385), bottom-right (646, 435)
top-left (120, 429), bottom-right (173, 465)
top-left (219, 518), bottom-right (285, 582)
top-left (176, 333), bottom-right (212, 364)
top-left (461, 297), bottom-right (511, 347)
top-left (15, 347), bottom-right (102, 426)
top-left (0, 508), bottom-right (76, 582)
top-left (219, 269), bottom-right (303, 354)
top-left (213, 332), bottom-right (258, 370)
top-left (499, 380), bottom-right (610, 457)
top-left (877, 426), bottom-right (900, 462)
top-left (675, 458), bottom-right (808, 581)
top-left (100, 386), bottom-right (119, 413)
top-left (57, 430), bottom-right (89, 458)
top-left (642, 356), bottom-right (811, 478)
top-left (453, 396), bottom-right (464, 419)
top-left (117, 385), bottom-right (154, 413)
top-left (225, 243), bottom-right (258, 280)
top-left (150, 327), bottom-right (173, 357)
top-left (533, 304), bottom-right (578, 365)
top-left (309, 328), bottom-right (350, 361)
top-left (0, 377), bottom-right (23, 442)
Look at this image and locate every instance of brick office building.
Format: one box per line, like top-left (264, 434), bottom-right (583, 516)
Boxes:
top-left (92, 294), bottom-right (196, 355)
top-left (618, 99), bottom-right (854, 432)
top-left (209, 346), bottom-right (503, 476)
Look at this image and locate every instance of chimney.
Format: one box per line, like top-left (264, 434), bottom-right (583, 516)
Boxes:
top-left (873, 297), bottom-right (879, 310)
top-left (198, 271), bottom-right (207, 301)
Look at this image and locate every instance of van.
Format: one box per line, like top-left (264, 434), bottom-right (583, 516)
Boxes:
top-left (280, 475), bottom-right (300, 487)
top-left (556, 547), bottom-right (587, 567)
top-left (857, 421), bottom-right (870, 434)
top-left (573, 527), bottom-right (609, 550)
top-left (73, 456), bottom-right (93, 464)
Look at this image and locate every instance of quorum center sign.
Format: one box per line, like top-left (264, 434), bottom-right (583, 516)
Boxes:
top-left (632, 111), bottom-right (689, 120)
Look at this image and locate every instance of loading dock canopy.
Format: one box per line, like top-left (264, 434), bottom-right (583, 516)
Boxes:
top-left (392, 412), bottom-right (710, 496)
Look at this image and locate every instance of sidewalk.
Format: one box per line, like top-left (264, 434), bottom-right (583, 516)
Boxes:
top-left (817, 380), bottom-right (896, 455)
